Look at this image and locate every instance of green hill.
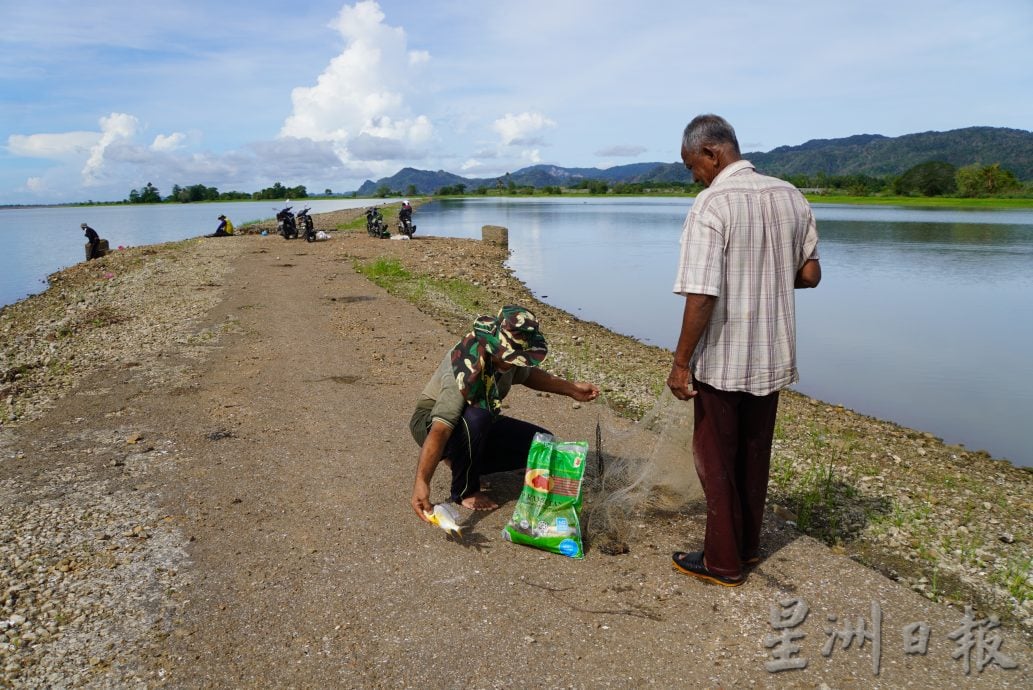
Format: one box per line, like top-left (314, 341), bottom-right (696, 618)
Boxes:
top-left (352, 126), bottom-right (1033, 194)
top-left (749, 127), bottom-right (1033, 179)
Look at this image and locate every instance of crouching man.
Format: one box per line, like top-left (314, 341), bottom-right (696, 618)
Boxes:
top-left (410, 305), bottom-right (599, 520)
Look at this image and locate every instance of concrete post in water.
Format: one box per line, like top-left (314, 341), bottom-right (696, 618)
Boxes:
top-left (481, 225), bottom-right (509, 248)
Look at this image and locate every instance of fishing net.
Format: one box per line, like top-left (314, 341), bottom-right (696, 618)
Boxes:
top-left (581, 387), bottom-right (704, 554)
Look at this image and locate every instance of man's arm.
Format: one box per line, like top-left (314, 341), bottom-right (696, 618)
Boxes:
top-left (411, 421), bottom-right (453, 520)
top-left (667, 293), bottom-right (717, 400)
top-left (795, 259), bottom-right (821, 288)
top-left (523, 368), bottom-right (599, 402)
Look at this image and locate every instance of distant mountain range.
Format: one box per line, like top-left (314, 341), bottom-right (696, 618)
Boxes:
top-left (354, 126), bottom-right (1033, 195)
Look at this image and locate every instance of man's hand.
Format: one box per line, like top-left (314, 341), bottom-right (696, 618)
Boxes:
top-left (412, 421), bottom-right (452, 522)
top-left (524, 368), bottom-right (600, 402)
top-left (570, 382), bottom-right (600, 402)
top-left (668, 293), bottom-right (715, 400)
top-left (412, 481), bottom-right (433, 522)
top-left (795, 258), bottom-right (822, 288)
top-left (667, 362), bottom-right (697, 400)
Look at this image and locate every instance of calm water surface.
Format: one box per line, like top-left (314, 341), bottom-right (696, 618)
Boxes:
top-left (414, 197), bottom-right (1033, 467)
top-left (0, 199), bottom-right (369, 306)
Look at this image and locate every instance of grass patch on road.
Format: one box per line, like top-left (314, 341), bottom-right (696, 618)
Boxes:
top-left (354, 257), bottom-right (492, 322)
top-left (338, 214), bottom-right (370, 232)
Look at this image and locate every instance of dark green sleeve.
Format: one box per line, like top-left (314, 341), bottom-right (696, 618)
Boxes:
top-left (429, 370), bottom-right (466, 429)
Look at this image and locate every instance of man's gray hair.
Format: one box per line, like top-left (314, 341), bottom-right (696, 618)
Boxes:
top-left (682, 114), bottom-right (741, 156)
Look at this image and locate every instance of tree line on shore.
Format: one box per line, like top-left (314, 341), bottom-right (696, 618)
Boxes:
top-left (126, 181), bottom-right (317, 204)
top-left (124, 160), bottom-right (1028, 205)
top-left (426, 161), bottom-right (1029, 199)
top-left (369, 160), bottom-right (1030, 199)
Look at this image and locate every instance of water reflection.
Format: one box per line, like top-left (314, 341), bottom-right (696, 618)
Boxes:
top-left (819, 221), bottom-right (1033, 286)
top-left (417, 197), bottom-right (1033, 466)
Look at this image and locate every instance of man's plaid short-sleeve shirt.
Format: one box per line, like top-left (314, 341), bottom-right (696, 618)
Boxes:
top-left (673, 160), bottom-right (820, 396)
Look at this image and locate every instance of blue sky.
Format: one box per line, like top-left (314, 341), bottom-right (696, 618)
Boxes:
top-left (2, 0), bottom-right (1031, 204)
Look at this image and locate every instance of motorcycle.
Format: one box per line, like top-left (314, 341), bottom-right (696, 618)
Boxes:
top-left (365, 207), bottom-right (390, 239)
top-left (277, 205), bottom-right (298, 239)
top-left (297, 207), bottom-right (316, 242)
top-left (397, 213), bottom-right (416, 238)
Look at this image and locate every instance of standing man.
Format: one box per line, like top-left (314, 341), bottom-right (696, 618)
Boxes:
top-left (81, 223), bottom-right (101, 260)
top-left (667, 114), bottom-right (821, 587)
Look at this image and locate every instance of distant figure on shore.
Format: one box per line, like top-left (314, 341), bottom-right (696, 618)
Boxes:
top-left (81, 222), bottom-right (106, 260)
top-left (397, 200), bottom-right (415, 237)
top-left (208, 214), bottom-right (234, 237)
top-left (410, 305), bottom-right (599, 518)
top-left (667, 114), bottom-right (821, 587)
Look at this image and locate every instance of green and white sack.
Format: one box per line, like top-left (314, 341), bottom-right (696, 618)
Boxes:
top-left (502, 433), bottom-right (588, 558)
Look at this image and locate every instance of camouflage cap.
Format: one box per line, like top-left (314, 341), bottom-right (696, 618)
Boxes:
top-left (451, 305), bottom-right (547, 414)
top-left (474, 305), bottom-right (548, 367)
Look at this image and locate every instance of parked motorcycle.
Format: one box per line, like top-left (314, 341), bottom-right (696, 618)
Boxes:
top-left (277, 205), bottom-right (298, 240)
top-left (365, 207), bottom-right (390, 239)
top-left (297, 207), bottom-right (316, 242)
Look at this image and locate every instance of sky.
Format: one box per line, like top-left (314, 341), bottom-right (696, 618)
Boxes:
top-left (2, 0), bottom-right (1031, 205)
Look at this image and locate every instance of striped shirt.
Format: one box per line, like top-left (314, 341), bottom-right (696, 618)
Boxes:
top-left (673, 160), bottom-right (820, 396)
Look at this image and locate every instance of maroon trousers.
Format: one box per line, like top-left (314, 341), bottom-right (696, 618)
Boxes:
top-left (692, 377), bottom-right (780, 577)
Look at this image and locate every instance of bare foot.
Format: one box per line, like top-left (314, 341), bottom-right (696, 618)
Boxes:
top-left (460, 491), bottom-right (498, 511)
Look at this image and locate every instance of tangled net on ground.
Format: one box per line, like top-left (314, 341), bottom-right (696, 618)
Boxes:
top-left (582, 388), bottom-right (704, 554)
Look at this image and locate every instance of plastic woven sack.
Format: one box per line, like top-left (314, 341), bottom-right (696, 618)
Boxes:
top-left (502, 433), bottom-right (588, 558)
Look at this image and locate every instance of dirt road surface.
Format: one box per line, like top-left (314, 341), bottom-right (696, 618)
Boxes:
top-left (3, 233), bottom-right (1029, 688)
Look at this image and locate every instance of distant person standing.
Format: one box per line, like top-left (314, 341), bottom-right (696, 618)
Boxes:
top-left (81, 223), bottom-right (102, 260)
top-left (667, 114), bottom-right (821, 587)
top-left (209, 214), bottom-right (234, 237)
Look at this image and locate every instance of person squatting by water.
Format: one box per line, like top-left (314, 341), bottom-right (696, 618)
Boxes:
top-left (667, 114), bottom-right (822, 586)
top-left (410, 306), bottom-right (599, 518)
top-left (209, 214), bottom-right (234, 237)
top-left (81, 223), bottom-right (101, 260)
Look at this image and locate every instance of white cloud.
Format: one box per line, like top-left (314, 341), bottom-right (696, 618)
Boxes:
top-left (279, 1), bottom-right (431, 162)
top-left (82, 113), bottom-right (139, 184)
top-left (151, 132), bottom-right (186, 152)
top-left (522, 149), bottom-right (543, 164)
top-left (246, 138), bottom-right (347, 178)
top-left (492, 112), bottom-right (556, 147)
top-left (7, 131), bottom-right (99, 159)
top-left (4, 112), bottom-right (372, 202)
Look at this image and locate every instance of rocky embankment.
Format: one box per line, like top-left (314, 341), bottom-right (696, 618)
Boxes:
top-left (318, 206), bottom-right (1033, 641)
top-left (2, 241), bottom-right (233, 685)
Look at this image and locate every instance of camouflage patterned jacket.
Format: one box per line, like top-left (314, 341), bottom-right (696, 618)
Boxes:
top-left (415, 350), bottom-right (531, 430)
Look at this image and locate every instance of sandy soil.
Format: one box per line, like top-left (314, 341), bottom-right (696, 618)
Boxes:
top-left (1, 222), bottom-right (1030, 687)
